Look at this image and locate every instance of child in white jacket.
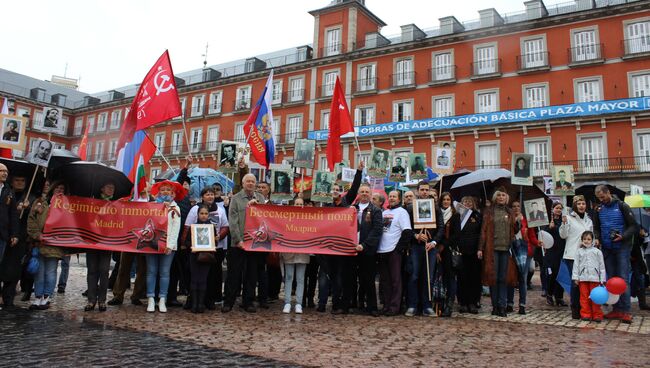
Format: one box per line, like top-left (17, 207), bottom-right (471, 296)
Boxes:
top-left (572, 231), bottom-right (606, 322)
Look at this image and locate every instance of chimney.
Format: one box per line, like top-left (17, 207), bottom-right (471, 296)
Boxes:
top-left (107, 90), bottom-right (125, 101)
top-left (51, 93), bottom-right (67, 106)
top-left (524, 0), bottom-right (548, 20)
top-left (201, 68), bottom-right (221, 82)
top-left (296, 46), bottom-right (313, 62)
top-left (84, 96), bottom-right (100, 106)
top-left (364, 32), bottom-right (390, 49)
top-left (29, 88), bottom-right (46, 101)
top-left (244, 57), bottom-right (267, 73)
top-left (400, 24), bottom-right (426, 43)
top-left (439, 16), bottom-right (464, 36)
top-left (478, 8), bottom-right (504, 28)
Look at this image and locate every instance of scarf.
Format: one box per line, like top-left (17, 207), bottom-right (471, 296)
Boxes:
top-left (461, 209), bottom-right (473, 230)
top-left (442, 206), bottom-right (453, 224)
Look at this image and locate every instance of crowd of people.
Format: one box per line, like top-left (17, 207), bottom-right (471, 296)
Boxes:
top-left (0, 160), bottom-right (648, 325)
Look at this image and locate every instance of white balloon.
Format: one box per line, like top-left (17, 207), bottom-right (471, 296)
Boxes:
top-left (606, 293), bottom-right (620, 305)
top-left (539, 230), bottom-right (554, 249)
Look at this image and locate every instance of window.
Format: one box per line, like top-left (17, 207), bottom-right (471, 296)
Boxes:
top-left (432, 96), bottom-right (454, 117)
top-left (625, 20), bottom-right (650, 54)
top-left (288, 77), bottom-right (304, 102)
top-left (108, 140), bottom-right (118, 160)
top-left (475, 44), bottom-right (497, 75)
top-left (97, 112), bottom-right (107, 131)
top-left (432, 51), bottom-right (453, 81)
top-left (154, 133), bottom-right (165, 155)
top-left (523, 83), bottom-right (549, 108)
top-left (394, 58), bottom-right (413, 86)
top-left (71, 144), bottom-right (79, 155)
top-left (150, 168), bottom-right (161, 183)
top-left (190, 128), bottom-right (202, 153)
top-left (571, 28), bottom-right (599, 62)
top-left (234, 123), bottom-right (245, 143)
top-left (271, 117), bottom-right (280, 145)
top-left (574, 77), bottom-right (602, 102)
top-left (629, 71), bottom-right (650, 97)
top-left (85, 142), bottom-right (93, 159)
top-left (171, 131), bottom-right (183, 154)
top-left (392, 101), bottom-right (412, 122)
top-left (110, 109), bottom-right (121, 129)
top-left (95, 141), bottom-right (105, 161)
top-left (236, 86), bottom-right (251, 110)
top-left (475, 89), bottom-right (499, 113)
top-left (179, 98), bottom-right (186, 118)
top-left (476, 142), bottom-right (499, 168)
top-left (87, 115), bottom-right (95, 134)
top-left (74, 117), bottom-right (83, 136)
top-left (318, 156), bottom-right (328, 171)
top-left (208, 91), bottom-right (223, 114)
top-left (325, 27), bottom-right (341, 56)
top-left (578, 134), bottom-right (606, 174)
top-left (635, 131), bottom-right (650, 171)
top-left (272, 80), bottom-right (282, 105)
top-left (321, 110), bottom-right (330, 130)
top-left (356, 152), bottom-right (370, 167)
top-left (53, 142), bottom-right (65, 150)
top-left (287, 116), bottom-right (302, 143)
top-left (207, 126), bottom-right (219, 151)
top-left (191, 94), bottom-right (205, 117)
top-left (358, 64), bottom-right (376, 91)
top-left (521, 37), bottom-right (547, 68)
top-left (526, 138), bottom-right (551, 176)
top-left (354, 106), bottom-right (375, 126)
top-left (323, 71), bottom-right (338, 97)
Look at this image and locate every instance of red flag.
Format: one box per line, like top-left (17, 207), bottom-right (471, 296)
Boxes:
top-left (78, 121), bottom-right (90, 160)
top-left (0, 148), bottom-right (11, 159)
top-left (326, 77), bottom-right (354, 172)
top-left (116, 50), bottom-right (181, 154)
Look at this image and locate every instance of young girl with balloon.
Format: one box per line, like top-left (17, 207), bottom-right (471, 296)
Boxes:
top-left (571, 231), bottom-right (606, 322)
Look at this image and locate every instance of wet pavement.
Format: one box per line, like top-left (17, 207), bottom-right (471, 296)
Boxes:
top-left (2, 258), bottom-right (649, 367)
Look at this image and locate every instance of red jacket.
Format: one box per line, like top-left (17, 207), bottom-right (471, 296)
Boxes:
top-left (520, 217), bottom-right (540, 257)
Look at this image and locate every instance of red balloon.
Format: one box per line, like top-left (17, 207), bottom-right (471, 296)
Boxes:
top-left (606, 277), bottom-right (627, 295)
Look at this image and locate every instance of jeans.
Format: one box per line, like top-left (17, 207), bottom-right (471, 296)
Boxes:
top-left (284, 263), bottom-right (306, 305)
top-left (602, 245), bottom-right (632, 312)
top-left (0, 239), bottom-right (6, 266)
top-left (58, 256), bottom-right (70, 289)
top-left (490, 250), bottom-right (509, 309)
top-left (146, 251), bottom-right (175, 299)
top-left (406, 246), bottom-right (437, 310)
top-left (507, 256), bottom-right (530, 307)
top-left (34, 256), bottom-right (58, 298)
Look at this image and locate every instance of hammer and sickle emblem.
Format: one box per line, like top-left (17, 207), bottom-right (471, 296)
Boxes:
top-left (154, 66), bottom-right (174, 96)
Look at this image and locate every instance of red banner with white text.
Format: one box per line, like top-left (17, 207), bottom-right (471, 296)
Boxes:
top-left (43, 195), bottom-right (168, 253)
top-left (243, 204), bottom-right (357, 255)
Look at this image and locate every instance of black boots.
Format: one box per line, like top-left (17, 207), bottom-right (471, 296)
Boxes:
top-left (184, 291), bottom-right (193, 310)
top-left (571, 305), bottom-right (581, 319)
top-left (197, 290), bottom-right (206, 313)
top-left (638, 290), bottom-right (650, 311)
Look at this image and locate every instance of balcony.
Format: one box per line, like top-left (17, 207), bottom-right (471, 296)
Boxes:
top-left (189, 142), bottom-right (202, 154)
top-left (319, 43), bottom-right (344, 58)
top-left (516, 52), bottom-right (550, 73)
top-left (470, 59), bottom-right (502, 80)
top-left (428, 65), bottom-right (456, 85)
top-left (622, 37), bottom-right (650, 59)
top-left (189, 104), bottom-right (205, 118)
top-left (233, 98), bottom-right (251, 113)
top-left (317, 84), bottom-right (335, 100)
top-left (284, 89), bottom-right (305, 105)
top-left (568, 44), bottom-right (604, 66)
top-left (390, 72), bottom-right (416, 90)
top-left (353, 77), bottom-right (378, 95)
top-left (207, 102), bottom-right (222, 115)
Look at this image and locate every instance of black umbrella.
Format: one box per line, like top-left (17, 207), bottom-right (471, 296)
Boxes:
top-left (48, 149), bottom-right (80, 172)
top-left (434, 169), bottom-right (471, 194)
top-left (153, 168), bottom-right (177, 182)
top-left (51, 161), bottom-right (133, 199)
top-left (0, 158), bottom-right (47, 195)
top-left (574, 182), bottom-right (626, 204)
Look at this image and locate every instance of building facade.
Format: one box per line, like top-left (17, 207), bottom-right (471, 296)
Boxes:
top-left (2, 0), bottom-right (650, 191)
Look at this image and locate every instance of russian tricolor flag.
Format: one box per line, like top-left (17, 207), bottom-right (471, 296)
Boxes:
top-left (116, 130), bottom-right (156, 197)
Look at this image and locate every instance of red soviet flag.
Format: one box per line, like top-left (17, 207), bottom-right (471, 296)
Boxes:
top-left (116, 50), bottom-right (182, 153)
top-left (326, 76), bottom-right (354, 172)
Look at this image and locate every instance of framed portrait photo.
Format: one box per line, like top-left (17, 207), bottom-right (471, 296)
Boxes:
top-left (0, 114), bottom-right (27, 151)
top-left (270, 166), bottom-right (294, 201)
top-left (552, 165), bottom-right (574, 196)
top-left (388, 153), bottom-right (408, 183)
top-left (524, 198), bottom-right (549, 228)
top-left (217, 141), bottom-right (238, 174)
top-left (36, 106), bottom-right (65, 135)
top-left (408, 153), bottom-right (428, 181)
top-left (367, 147), bottom-right (390, 178)
top-left (311, 170), bottom-right (334, 203)
top-left (511, 153), bottom-right (534, 186)
top-left (413, 198), bottom-right (436, 229)
top-left (434, 147), bottom-right (454, 174)
top-left (293, 138), bottom-right (316, 169)
top-left (334, 160), bottom-right (350, 185)
top-left (26, 138), bottom-right (54, 167)
top-left (190, 224), bottom-right (216, 252)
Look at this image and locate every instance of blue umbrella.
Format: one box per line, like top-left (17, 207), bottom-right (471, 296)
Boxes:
top-left (187, 168), bottom-right (235, 199)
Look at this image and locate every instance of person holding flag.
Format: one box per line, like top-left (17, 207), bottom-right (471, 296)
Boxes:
top-left (243, 70), bottom-right (276, 168)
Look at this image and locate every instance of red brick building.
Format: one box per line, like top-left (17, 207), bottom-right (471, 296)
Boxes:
top-left (2, 0), bottom-right (650, 191)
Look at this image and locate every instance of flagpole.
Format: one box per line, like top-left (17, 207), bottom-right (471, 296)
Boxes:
top-left (181, 113), bottom-right (193, 160)
top-left (20, 166), bottom-right (40, 218)
top-left (144, 132), bottom-right (177, 175)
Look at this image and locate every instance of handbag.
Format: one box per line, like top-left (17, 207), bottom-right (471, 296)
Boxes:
top-left (196, 252), bottom-right (217, 264)
top-left (451, 246), bottom-right (463, 271)
top-left (27, 248), bottom-right (40, 275)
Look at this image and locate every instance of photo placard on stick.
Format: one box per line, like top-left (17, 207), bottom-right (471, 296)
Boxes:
top-left (434, 147), bottom-right (454, 175)
top-left (408, 153), bottom-right (428, 181)
top-left (0, 114), bottom-right (27, 151)
top-left (368, 147), bottom-right (390, 178)
top-left (511, 153), bottom-right (534, 186)
top-left (552, 165), bottom-right (575, 196)
top-left (334, 160), bottom-right (349, 185)
top-left (389, 153), bottom-right (408, 183)
top-left (191, 224), bottom-right (217, 252)
top-left (36, 106), bottom-right (66, 135)
top-left (341, 168), bottom-right (356, 183)
top-left (293, 138), bottom-right (316, 169)
top-left (311, 171), bottom-right (334, 203)
top-left (26, 138), bottom-right (54, 167)
top-left (217, 141), bottom-right (238, 174)
top-left (270, 165), bottom-right (294, 202)
top-left (413, 198), bottom-right (436, 229)
top-left (524, 198), bottom-right (550, 228)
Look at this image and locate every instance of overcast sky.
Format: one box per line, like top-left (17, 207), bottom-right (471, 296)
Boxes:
top-left (2, 0), bottom-right (538, 93)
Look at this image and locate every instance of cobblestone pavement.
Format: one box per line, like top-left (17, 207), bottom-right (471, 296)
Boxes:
top-left (4, 258), bottom-right (649, 367)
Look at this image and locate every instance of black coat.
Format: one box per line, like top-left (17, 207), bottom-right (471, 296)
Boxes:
top-left (0, 184), bottom-right (18, 242)
top-left (448, 210), bottom-right (483, 255)
top-left (0, 188), bottom-right (26, 282)
top-left (356, 202), bottom-right (383, 255)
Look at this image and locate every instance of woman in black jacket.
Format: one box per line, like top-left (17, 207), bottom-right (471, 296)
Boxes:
top-left (449, 196), bottom-right (483, 314)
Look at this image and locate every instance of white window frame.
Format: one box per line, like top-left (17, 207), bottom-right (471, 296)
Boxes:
top-left (357, 63), bottom-right (377, 91)
top-left (431, 49), bottom-right (454, 81)
top-left (288, 76), bottom-right (305, 102)
top-left (393, 57), bottom-right (414, 86)
top-left (97, 112), bottom-right (108, 131)
top-left (473, 42), bottom-right (498, 75)
top-left (95, 141), bottom-right (105, 161)
top-left (573, 76), bottom-right (603, 103)
top-left (190, 127), bottom-right (203, 153)
top-left (633, 128), bottom-right (650, 172)
top-left (87, 115), bottom-right (95, 134)
top-left (108, 139), bottom-right (118, 160)
top-left (322, 69), bottom-right (340, 97)
top-left (236, 86), bottom-right (252, 110)
top-left (207, 125), bottom-right (219, 151)
top-left (171, 130), bottom-right (184, 155)
top-left (287, 115), bottom-right (302, 144)
top-left (522, 82), bottom-right (550, 108)
top-left (475, 140), bottom-right (501, 169)
top-left (627, 69), bottom-right (650, 97)
top-left (623, 17), bottom-right (650, 54)
top-left (355, 151), bottom-right (371, 168)
top-left (154, 133), bottom-right (166, 156)
top-left (354, 104), bottom-right (375, 126)
top-left (570, 26), bottom-right (600, 62)
top-left (110, 109), bottom-right (121, 129)
top-left (524, 137), bottom-right (552, 176)
top-left (392, 100), bottom-right (413, 122)
top-left (191, 94), bottom-right (205, 117)
top-left (150, 167), bottom-right (161, 184)
top-left (324, 26), bottom-right (342, 56)
top-left (271, 80), bottom-right (283, 105)
top-left (208, 90), bottom-right (223, 114)
top-left (520, 35), bottom-right (548, 69)
top-left (577, 132), bottom-right (607, 174)
top-left (432, 94), bottom-right (454, 117)
top-left (320, 110), bottom-right (330, 130)
top-left (234, 122), bottom-right (245, 143)
top-left (474, 88), bottom-right (500, 113)
top-left (73, 117), bottom-right (83, 136)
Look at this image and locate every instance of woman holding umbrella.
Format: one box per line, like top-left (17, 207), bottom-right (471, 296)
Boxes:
top-left (478, 188), bottom-right (516, 317)
top-left (542, 202), bottom-right (567, 307)
top-left (146, 180), bottom-right (183, 313)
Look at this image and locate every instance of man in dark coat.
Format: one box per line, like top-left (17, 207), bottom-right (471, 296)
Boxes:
top-left (0, 165), bottom-right (24, 308)
top-left (354, 183), bottom-right (383, 316)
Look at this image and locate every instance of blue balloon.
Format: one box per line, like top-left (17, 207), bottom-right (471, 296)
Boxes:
top-left (590, 286), bottom-right (609, 305)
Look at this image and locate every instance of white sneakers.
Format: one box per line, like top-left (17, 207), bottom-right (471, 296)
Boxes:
top-left (295, 304), bottom-right (303, 314)
top-left (283, 303), bottom-right (291, 313)
top-left (147, 297), bottom-right (169, 313)
top-left (158, 298), bottom-right (167, 313)
top-left (147, 297), bottom-right (155, 312)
